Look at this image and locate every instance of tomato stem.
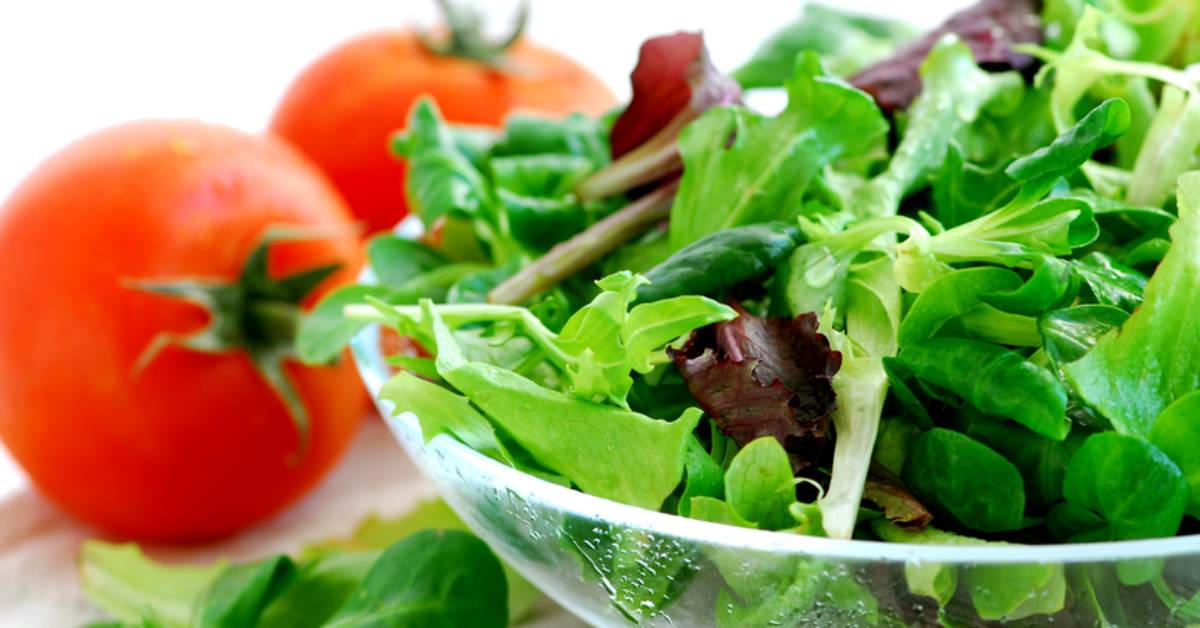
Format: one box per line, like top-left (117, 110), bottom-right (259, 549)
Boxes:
top-left (417, 0), bottom-right (529, 67)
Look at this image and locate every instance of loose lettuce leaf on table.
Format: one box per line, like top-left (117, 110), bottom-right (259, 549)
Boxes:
top-left (1066, 173), bottom-right (1200, 436)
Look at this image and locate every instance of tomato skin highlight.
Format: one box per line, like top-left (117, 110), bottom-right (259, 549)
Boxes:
top-left (0, 120), bottom-right (365, 542)
top-left (270, 30), bottom-right (616, 234)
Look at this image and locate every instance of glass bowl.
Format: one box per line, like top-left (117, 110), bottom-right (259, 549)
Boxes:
top-left (351, 322), bottom-right (1200, 627)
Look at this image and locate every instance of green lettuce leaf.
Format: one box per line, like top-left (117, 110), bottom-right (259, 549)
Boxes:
top-left (669, 53), bottom-right (886, 249)
top-left (1066, 172), bottom-right (1200, 435)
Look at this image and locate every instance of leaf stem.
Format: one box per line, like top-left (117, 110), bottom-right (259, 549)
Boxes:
top-left (487, 181), bottom-right (679, 305)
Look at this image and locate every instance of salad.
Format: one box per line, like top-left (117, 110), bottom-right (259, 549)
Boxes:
top-left (302, 0), bottom-right (1200, 549)
top-left (283, 0), bottom-right (1200, 621)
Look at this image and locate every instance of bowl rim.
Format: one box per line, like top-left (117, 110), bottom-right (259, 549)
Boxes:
top-left (351, 320), bottom-right (1200, 567)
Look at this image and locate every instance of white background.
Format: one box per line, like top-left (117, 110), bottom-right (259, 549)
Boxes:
top-left (0, 1), bottom-right (966, 499)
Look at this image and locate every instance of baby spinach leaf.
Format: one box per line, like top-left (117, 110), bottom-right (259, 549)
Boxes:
top-left (638, 222), bottom-right (801, 304)
top-left (1066, 173), bottom-right (1200, 436)
top-left (325, 530), bottom-right (507, 628)
top-left (672, 308), bottom-right (842, 472)
top-left (897, 266), bottom-right (1022, 345)
top-left (197, 557), bottom-right (297, 628)
top-left (733, 3), bottom-right (916, 89)
top-left (1149, 391), bottom-right (1200, 519)
top-left (898, 337), bottom-right (1069, 440)
top-left (670, 53), bottom-right (886, 249)
top-left (931, 143), bottom-right (1021, 228)
top-left (724, 437), bottom-right (798, 530)
top-left (961, 410), bottom-right (1086, 507)
top-left (427, 300), bottom-right (702, 510)
top-left (1062, 432), bottom-right (1188, 540)
top-left (902, 428), bottom-right (1026, 532)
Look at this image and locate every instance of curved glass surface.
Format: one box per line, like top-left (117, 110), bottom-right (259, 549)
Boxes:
top-left (352, 323), bottom-right (1200, 627)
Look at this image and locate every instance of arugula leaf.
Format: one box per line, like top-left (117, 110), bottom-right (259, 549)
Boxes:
top-left (1066, 173), bottom-right (1200, 435)
top-left (1062, 432), bottom-right (1188, 540)
top-left (325, 530), bottom-right (506, 628)
top-left (669, 53), bottom-right (887, 249)
top-left (902, 428), bottom-right (1026, 532)
top-left (733, 4), bottom-right (917, 88)
top-left (424, 300), bottom-right (702, 509)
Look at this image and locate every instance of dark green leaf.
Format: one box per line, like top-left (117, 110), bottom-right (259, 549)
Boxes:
top-left (1150, 391), bottom-right (1200, 519)
top-left (1072, 251), bottom-right (1147, 312)
top-left (325, 530), bottom-right (507, 628)
top-left (902, 428), bottom-right (1026, 532)
top-left (367, 237), bottom-right (447, 288)
top-left (1038, 304), bottom-right (1129, 375)
top-left (897, 267), bottom-right (1022, 346)
top-left (1066, 174), bottom-right (1200, 436)
top-left (197, 557), bottom-right (297, 628)
top-left (1063, 432), bottom-right (1188, 540)
top-left (638, 222), bottom-right (801, 303)
top-left (979, 257), bottom-right (1078, 316)
top-left (1005, 98), bottom-right (1131, 182)
top-left (898, 337), bottom-right (1069, 440)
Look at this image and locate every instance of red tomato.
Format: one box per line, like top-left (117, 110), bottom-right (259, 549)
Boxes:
top-left (0, 120), bottom-right (366, 541)
top-left (270, 29), bottom-right (616, 234)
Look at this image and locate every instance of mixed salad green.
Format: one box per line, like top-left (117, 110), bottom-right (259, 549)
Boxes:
top-left (301, 0), bottom-right (1200, 550)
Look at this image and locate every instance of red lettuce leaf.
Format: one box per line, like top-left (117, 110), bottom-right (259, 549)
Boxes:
top-left (577, 32), bottom-right (739, 201)
top-left (850, 0), bottom-right (1042, 111)
top-left (865, 463), bottom-right (933, 529)
top-left (671, 306), bottom-right (841, 472)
